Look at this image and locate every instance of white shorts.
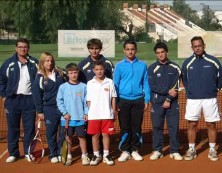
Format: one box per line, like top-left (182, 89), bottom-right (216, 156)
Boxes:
top-left (185, 98), bottom-right (221, 122)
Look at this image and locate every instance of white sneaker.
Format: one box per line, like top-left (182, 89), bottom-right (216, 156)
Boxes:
top-left (103, 155), bottom-right (114, 165)
top-left (58, 156), bottom-right (61, 162)
top-left (184, 148), bottom-right (197, 161)
top-left (208, 150), bottom-right (219, 161)
top-left (150, 151), bottom-right (163, 160)
top-left (25, 155), bottom-right (32, 162)
top-left (6, 156), bottom-right (16, 163)
top-left (170, 153), bottom-right (183, 161)
top-left (65, 157), bottom-right (72, 166)
top-left (51, 157), bottom-right (59, 163)
top-left (82, 155), bottom-right (90, 166)
top-left (90, 155), bottom-right (102, 166)
top-left (118, 151), bottom-right (131, 162)
top-left (131, 151), bottom-right (143, 161)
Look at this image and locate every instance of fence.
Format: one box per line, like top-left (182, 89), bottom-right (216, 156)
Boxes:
top-left (1, 91), bottom-right (222, 144)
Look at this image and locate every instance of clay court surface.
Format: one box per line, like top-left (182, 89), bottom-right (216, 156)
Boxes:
top-left (1, 92), bottom-right (222, 173)
top-left (1, 142), bottom-right (222, 173)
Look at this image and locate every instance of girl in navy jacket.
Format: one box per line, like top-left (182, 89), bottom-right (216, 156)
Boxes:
top-left (32, 52), bottom-right (66, 163)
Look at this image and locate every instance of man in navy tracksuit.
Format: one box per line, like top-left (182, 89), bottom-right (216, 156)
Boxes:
top-left (78, 38), bottom-right (114, 155)
top-left (0, 38), bottom-right (38, 163)
top-left (182, 36), bottom-right (222, 161)
top-left (148, 42), bottom-right (182, 161)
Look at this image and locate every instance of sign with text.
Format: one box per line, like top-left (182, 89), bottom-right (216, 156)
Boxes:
top-left (58, 30), bottom-right (115, 58)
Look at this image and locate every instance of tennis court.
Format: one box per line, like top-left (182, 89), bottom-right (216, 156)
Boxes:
top-left (1, 91), bottom-right (222, 172)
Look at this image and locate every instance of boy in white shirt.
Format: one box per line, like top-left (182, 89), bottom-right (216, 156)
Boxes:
top-left (87, 61), bottom-right (117, 166)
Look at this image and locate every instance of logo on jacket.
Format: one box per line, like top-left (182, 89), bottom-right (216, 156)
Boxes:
top-left (46, 120), bottom-right (51, 124)
top-left (76, 92), bottom-right (82, 96)
top-left (157, 73), bottom-right (161, 77)
top-left (10, 68), bottom-right (14, 71)
top-left (189, 66), bottom-right (193, 70)
top-left (203, 65), bottom-right (211, 68)
top-left (104, 88), bottom-right (110, 91)
top-left (87, 69), bottom-right (91, 73)
top-left (5, 109), bottom-right (9, 114)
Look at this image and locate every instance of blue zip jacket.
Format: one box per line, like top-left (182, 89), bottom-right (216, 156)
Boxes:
top-left (148, 60), bottom-right (181, 104)
top-left (0, 53), bottom-right (38, 98)
top-left (32, 70), bottom-right (66, 113)
top-left (182, 52), bottom-right (222, 99)
top-left (78, 55), bottom-right (114, 83)
top-left (114, 57), bottom-right (150, 103)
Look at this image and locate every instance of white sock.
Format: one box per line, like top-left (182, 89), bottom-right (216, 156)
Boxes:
top-left (209, 143), bottom-right (216, 151)
top-left (188, 143), bottom-right (195, 150)
top-left (93, 151), bottom-right (100, 157)
top-left (67, 154), bottom-right (72, 159)
top-left (103, 150), bottom-right (109, 158)
top-left (82, 153), bottom-right (88, 158)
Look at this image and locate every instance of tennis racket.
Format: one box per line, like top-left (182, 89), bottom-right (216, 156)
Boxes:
top-left (28, 119), bottom-right (45, 163)
top-left (61, 119), bottom-right (69, 165)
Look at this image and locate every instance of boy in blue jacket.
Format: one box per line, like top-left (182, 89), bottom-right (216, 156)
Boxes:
top-left (57, 63), bottom-right (90, 166)
top-left (114, 39), bottom-right (150, 162)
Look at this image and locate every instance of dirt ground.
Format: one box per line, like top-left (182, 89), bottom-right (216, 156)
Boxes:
top-left (1, 142), bottom-right (222, 173)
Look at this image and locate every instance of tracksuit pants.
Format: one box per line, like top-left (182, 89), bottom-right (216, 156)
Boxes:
top-left (118, 97), bottom-right (144, 153)
top-left (151, 101), bottom-right (180, 153)
top-left (5, 94), bottom-right (36, 157)
top-left (43, 105), bottom-right (61, 158)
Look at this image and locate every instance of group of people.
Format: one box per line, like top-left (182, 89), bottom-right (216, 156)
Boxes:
top-left (0, 36), bottom-right (221, 166)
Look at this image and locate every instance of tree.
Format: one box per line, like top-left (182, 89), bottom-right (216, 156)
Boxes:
top-left (172, 0), bottom-right (200, 24)
top-left (197, 4), bottom-right (221, 31)
top-left (0, 1), bottom-right (16, 40)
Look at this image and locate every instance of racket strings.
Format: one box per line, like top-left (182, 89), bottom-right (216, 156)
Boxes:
top-left (30, 139), bottom-right (44, 162)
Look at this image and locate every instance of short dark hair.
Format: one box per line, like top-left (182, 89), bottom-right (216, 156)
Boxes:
top-left (123, 39), bottom-right (137, 50)
top-left (92, 61), bottom-right (105, 69)
top-left (65, 63), bottom-right (79, 72)
top-left (16, 38), bottom-right (30, 47)
top-left (191, 36), bottom-right (205, 45)
top-left (154, 42), bottom-right (168, 53)
top-left (87, 38), bottom-right (103, 49)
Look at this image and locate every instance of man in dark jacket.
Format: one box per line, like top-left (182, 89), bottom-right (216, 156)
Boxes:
top-left (0, 38), bottom-right (38, 163)
top-left (182, 36), bottom-right (222, 161)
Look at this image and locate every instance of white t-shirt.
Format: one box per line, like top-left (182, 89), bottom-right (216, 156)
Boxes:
top-left (16, 61), bottom-right (31, 95)
top-left (87, 77), bottom-right (117, 120)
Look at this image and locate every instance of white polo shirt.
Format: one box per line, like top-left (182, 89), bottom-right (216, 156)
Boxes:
top-left (87, 77), bottom-right (117, 120)
top-left (16, 61), bottom-right (32, 95)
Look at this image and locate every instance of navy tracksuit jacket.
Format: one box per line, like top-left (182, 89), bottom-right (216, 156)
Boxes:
top-left (0, 53), bottom-right (38, 157)
top-left (32, 70), bottom-right (66, 158)
top-left (148, 60), bottom-right (181, 153)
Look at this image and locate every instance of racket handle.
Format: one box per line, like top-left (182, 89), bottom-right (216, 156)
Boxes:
top-left (65, 119), bottom-right (69, 129)
top-left (37, 120), bottom-right (41, 129)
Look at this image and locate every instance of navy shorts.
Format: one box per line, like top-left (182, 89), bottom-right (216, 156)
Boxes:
top-left (61, 125), bottom-right (86, 137)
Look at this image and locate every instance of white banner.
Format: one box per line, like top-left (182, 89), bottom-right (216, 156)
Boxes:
top-left (178, 31), bottom-right (222, 58)
top-left (58, 30), bottom-right (115, 58)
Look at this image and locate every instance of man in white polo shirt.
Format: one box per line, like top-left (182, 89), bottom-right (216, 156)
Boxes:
top-left (0, 38), bottom-right (38, 163)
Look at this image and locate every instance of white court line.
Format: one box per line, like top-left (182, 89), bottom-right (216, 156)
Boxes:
top-left (0, 149), bottom-right (8, 159)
